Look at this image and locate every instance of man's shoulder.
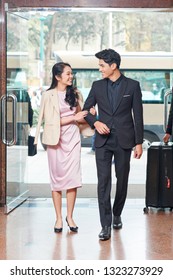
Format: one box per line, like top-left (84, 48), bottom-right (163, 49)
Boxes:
top-left (123, 75), bottom-right (139, 85)
top-left (93, 79), bottom-right (107, 86)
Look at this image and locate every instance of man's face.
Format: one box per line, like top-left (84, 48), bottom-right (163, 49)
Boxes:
top-left (98, 59), bottom-right (117, 80)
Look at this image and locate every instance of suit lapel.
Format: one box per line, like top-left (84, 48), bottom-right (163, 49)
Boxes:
top-left (101, 79), bottom-right (113, 111)
top-left (50, 88), bottom-right (60, 113)
top-left (113, 78), bottom-right (128, 113)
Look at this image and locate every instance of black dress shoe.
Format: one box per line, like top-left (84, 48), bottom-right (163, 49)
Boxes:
top-left (113, 216), bottom-right (122, 229)
top-left (99, 226), bottom-right (111, 241)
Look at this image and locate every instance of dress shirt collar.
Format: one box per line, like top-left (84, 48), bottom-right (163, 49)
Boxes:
top-left (108, 74), bottom-right (123, 86)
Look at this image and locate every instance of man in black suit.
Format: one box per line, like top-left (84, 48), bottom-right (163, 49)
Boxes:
top-left (83, 49), bottom-right (144, 241)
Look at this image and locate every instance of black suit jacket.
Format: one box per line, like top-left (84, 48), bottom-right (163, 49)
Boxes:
top-left (83, 75), bottom-right (144, 149)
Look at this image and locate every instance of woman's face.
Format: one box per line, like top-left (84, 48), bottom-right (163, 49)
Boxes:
top-left (56, 66), bottom-right (73, 86)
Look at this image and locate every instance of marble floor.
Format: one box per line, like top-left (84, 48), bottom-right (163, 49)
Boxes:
top-left (0, 198), bottom-right (173, 260)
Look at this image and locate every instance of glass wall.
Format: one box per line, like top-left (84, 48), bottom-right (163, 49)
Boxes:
top-left (4, 8), bottom-right (173, 201)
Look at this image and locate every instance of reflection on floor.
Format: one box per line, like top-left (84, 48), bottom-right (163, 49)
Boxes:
top-left (0, 198), bottom-right (173, 260)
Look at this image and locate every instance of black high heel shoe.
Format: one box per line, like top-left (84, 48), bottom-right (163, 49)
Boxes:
top-left (54, 221), bottom-right (63, 233)
top-left (66, 217), bottom-right (78, 232)
top-left (54, 227), bottom-right (63, 233)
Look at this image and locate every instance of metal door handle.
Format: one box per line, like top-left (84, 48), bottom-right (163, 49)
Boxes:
top-left (164, 89), bottom-right (172, 133)
top-left (1, 93), bottom-right (17, 146)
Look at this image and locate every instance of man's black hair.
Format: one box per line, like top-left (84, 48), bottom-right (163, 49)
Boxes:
top-left (95, 49), bottom-right (121, 68)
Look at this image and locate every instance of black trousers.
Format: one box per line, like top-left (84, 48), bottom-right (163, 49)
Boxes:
top-left (95, 130), bottom-right (132, 227)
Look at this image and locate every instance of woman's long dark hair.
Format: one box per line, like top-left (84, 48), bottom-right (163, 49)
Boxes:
top-left (47, 62), bottom-right (78, 109)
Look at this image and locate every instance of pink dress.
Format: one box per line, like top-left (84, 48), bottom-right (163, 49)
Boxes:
top-left (46, 91), bottom-right (82, 191)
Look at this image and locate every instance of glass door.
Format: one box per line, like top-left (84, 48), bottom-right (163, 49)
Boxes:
top-left (1, 11), bottom-right (31, 213)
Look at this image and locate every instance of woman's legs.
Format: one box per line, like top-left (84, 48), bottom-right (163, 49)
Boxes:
top-left (52, 191), bottom-right (63, 228)
top-left (66, 188), bottom-right (77, 227)
top-left (52, 188), bottom-right (78, 228)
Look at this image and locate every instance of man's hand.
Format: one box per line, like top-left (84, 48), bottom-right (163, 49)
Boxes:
top-left (133, 144), bottom-right (143, 159)
top-left (94, 121), bottom-right (110, 134)
top-left (163, 133), bottom-right (171, 143)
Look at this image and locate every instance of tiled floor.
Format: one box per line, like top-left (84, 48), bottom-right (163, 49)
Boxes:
top-left (2, 146), bottom-right (173, 261)
top-left (0, 198), bottom-right (173, 260)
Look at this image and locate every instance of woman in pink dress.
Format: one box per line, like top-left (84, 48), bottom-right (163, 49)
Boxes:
top-left (34, 62), bottom-right (93, 233)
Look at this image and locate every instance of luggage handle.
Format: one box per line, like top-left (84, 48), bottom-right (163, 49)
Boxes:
top-left (162, 141), bottom-right (169, 146)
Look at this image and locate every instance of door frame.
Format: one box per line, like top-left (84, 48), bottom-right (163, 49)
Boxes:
top-left (0, 0), bottom-right (173, 208)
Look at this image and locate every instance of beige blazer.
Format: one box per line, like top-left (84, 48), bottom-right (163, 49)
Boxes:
top-left (34, 88), bottom-right (61, 145)
top-left (34, 88), bottom-right (94, 145)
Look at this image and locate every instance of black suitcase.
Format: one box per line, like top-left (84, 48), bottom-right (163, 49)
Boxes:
top-left (144, 142), bottom-right (173, 213)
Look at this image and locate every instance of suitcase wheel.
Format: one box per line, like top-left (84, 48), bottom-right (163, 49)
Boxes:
top-left (143, 207), bottom-right (149, 214)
